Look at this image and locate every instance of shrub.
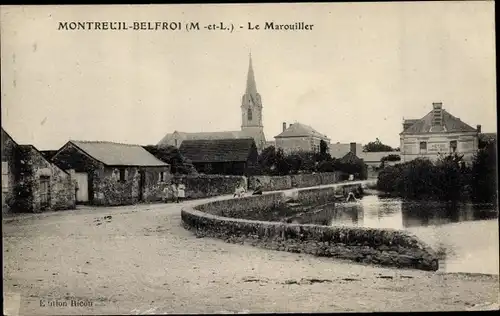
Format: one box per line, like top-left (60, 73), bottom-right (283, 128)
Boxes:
top-left (377, 151), bottom-right (495, 204)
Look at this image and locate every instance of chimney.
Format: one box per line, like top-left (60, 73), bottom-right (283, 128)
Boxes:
top-left (432, 102), bottom-right (443, 126)
top-left (350, 142), bottom-right (357, 155)
top-left (282, 122), bottom-right (286, 132)
top-left (477, 124), bottom-right (481, 133)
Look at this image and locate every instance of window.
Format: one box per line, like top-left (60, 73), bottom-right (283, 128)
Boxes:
top-left (39, 176), bottom-right (50, 209)
top-left (119, 169), bottom-right (126, 182)
top-left (450, 141), bottom-right (458, 153)
top-left (174, 139), bottom-right (178, 147)
top-left (419, 141), bottom-right (427, 154)
top-left (247, 108), bottom-right (252, 121)
top-left (2, 161), bottom-right (9, 191)
top-left (159, 171), bottom-right (165, 182)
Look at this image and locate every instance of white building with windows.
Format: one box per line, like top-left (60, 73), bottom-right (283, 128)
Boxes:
top-left (400, 102), bottom-right (480, 163)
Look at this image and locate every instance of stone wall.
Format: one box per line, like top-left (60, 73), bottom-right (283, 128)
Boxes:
top-left (176, 174), bottom-right (247, 199)
top-left (196, 192), bottom-right (284, 218)
top-left (182, 183), bottom-right (439, 271)
top-left (92, 166), bottom-right (171, 206)
top-left (27, 147), bottom-right (76, 212)
top-left (1, 129), bottom-right (19, 213)
top-left (12, 146), bottom-right (76, 213)
top-left (248, 175), bottom-right (291, 191)
top-left (142, 167), bottom-right (174, 203)
top-left (248, 172), bottom-right (341, 191)
top-left (92, 167), bottom-right (140, 206)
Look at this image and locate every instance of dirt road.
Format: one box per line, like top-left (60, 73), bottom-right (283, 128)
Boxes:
top-left (3, 196), bottom-right (499, 314)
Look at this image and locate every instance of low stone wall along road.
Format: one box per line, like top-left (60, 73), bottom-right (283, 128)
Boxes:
top-left (3, 184), bottom-right (499, 314)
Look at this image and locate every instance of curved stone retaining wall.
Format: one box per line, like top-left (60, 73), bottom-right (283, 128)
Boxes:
top-left (181, 183), bottom-right (439, 271)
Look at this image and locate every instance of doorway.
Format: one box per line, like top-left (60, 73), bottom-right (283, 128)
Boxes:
top-left (75, 172), bottom-right (89, 203)
top-left (39, 176), bottom-right (51, 210)
top-left (138, 170), bottom-right (145, 202)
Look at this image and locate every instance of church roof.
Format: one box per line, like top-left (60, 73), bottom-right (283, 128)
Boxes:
top-left (246, 53), bottom-right (258, 96)
top-left (158, 130), bottom-right (244, 146)
top-left (59, 140), bottom-right (169, 167)
top-left (401, 109), bottom-right (477, 135)
top-left (274, 122), bottom-right (330, 140)
top-left (179, 138), bottom-right (257, 163)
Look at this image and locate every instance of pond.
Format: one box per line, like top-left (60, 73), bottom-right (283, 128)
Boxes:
top-left (289, 195), bottom-right (499, 275)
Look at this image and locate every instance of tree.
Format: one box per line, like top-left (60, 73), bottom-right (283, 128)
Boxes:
top-left (380, 153), bottom-right (401, 168)
top-left (275, 148), bottom-right (291, 175)
top-left (143, 145), bottom-right (196, 174)
top-left (470, 137), bottom-right (497, 204)
top-left (257, 146), bottom-right (278, 174)
top-left (318, 139), bottom-right (332, 162)
top-left (363, 138), bottom-right (395, 152)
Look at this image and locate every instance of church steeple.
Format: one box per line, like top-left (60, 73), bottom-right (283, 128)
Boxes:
top-left (241, 53), bottom-right (266, 151)
top-left (245, 53), bottom-right (258, 96)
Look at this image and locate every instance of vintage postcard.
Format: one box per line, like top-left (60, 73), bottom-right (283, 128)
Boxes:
top-left (1, 2), bottom-right (498, 315)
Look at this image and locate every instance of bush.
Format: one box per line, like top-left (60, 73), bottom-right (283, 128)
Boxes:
top-left (377, 151), bottom-right (496, 204)
top-left (381, 154), bottom-right (401, 163)
top-left (255, 145), bottom-right (368, 180)
top-left (470, 140), bottom-right (497, 204)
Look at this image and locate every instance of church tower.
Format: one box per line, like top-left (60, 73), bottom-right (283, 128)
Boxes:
top-left (241, 53), bottom-right (266, 151)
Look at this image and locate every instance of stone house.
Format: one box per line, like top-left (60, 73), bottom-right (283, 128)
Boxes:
top-left (274, 122), bottom-right (331, 154)
top-left (179, 138), bottom-right (259, 176)
top-left (2, 128), bottom-right (76, 213)
top-left (400, 102), bottom-right (480, 163)
top-left (51, 140), bottom-right (172, 206)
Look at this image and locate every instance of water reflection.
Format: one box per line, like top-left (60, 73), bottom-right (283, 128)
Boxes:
top-left (296, 195), bottom-right (498, 275)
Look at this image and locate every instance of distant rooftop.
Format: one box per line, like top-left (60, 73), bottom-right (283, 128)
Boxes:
top-left (64, 140), bottom-right (169, 167)
top-left (274, 122), bottom-right (330, 139)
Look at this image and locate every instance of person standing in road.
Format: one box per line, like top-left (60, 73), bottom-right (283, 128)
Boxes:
top-left (170, 180), bottom-right (179, 203)
top-left (177, 180), bottom-right (186, 203)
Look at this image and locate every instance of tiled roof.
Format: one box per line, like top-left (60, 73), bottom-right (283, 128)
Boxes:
top-left (404, 119), bottom-right (420, 125)
top-left (358, 151), bottom-right (399, 163)
top-left (158, 130), bottom-right (244, 146)
top-left (401, 109), bottom-right (477, 134)
top-left (340, 151), bottom-right (364, 164)
top-left (179, 138), bottom-right (256, 163)
top-left (274, 122), bottom-right (330, 139)
top-left (68, 140), bottom-right (169, 167)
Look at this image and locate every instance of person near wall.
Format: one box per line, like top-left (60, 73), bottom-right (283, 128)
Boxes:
top-left (177, 180), bottom-right (186, 203)
top-left (233, 181), bottom-right (246, 198)
top-left (170, 181), bottom-right (179, 203)
top-left (252, 179), bottom-right (263, 195)
top-left (162, 185), bottom-right (170, 203)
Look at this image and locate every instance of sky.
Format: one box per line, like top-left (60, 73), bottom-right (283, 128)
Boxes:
top-left (1, 2), bottom-right (496, 150)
